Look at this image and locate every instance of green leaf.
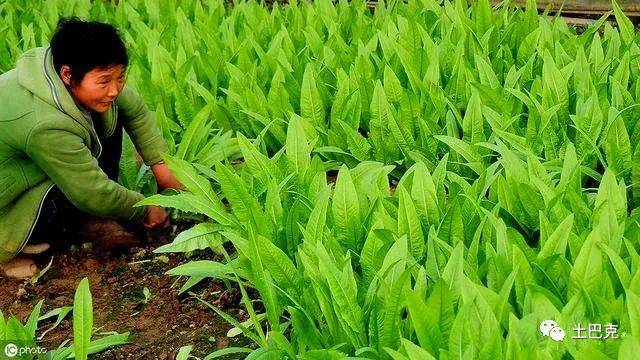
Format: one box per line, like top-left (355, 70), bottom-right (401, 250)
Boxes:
top-left (612, 0), bottom-right (635, 46)
top-left (438, 199), bottom-right (464, 247)
top-left (303, 187), bottom-right (331, 244)
top-left (236, 133), bottom-right (280, 184)
top-left (388, 109), bottom-right (414, 159)
top-left (406, 288), bottom-right (443, 356)
top-left (166, 261), bottom-right (234, 280)
top-left (569, 228), bottom-right (604, 296)
top-left (402, 338), bottom-right (437, 360)
top-left (0, 309), bottom-right (5, 338)
top-left (176, 104), bottom-right (213, 160)
top-left (434, 135), bottom-right (483, 175)
top-left (604, 108), bottom-right (633, 178)
top-left (154, 223), bottom-right (224, 253)
top-left (73, 277), bottom-right (93, 360)
top-left (54, 331), bottom-right (130, 359)
top-left (299, 349), bottom-right (346, 360)
top-left (337, 119), bottom-right (373, 161)
top-left (162, 156), bottom-right (232, 225)
top-left (383, 65), bottom-right (403, 103)
top-left (215, 161), bottom-right (272, 236)
top-left (618, 336), bottom-right (640, 359)
top-left (627, 289), bottom-right (640, 342)
top-left (634, 144), bottom-right (640, 207)
top-left (300, 64), bottom-right (325, 128)
top-left (441, 242), bottom-right (465, 304)
top-left (203, 347), bottom-right (253, 359)
top-left (25, 300), bottom-right (43, 338)
top-left (5, 316), bottom-right (30, 343)
top-left (255, 235), bottom-right (302, 293)
top-left (38, 307), bottom-right (73, 340)
top-left (370, 81), bottom-right (392, 163)
top-left (542, 50), bottom-right (568, 106)
top-left (447, 304), bottom-right (474, 359)
top-left (176, 345), bottom-right (192, 360)
top-left (316, 243), bottom-right (366, 348)
top-left (137, 193), bottom-right (234, 226)
top-left (378, 270), bottom-right (411, 350)
top-left (411, 161), bottom-right (440, 225)
top-left (537, 214), bottom-right (574, 260)
top-left (118, 134), bottom-right (140, 190)
top-left (595, 168), bottom-right (627, 221)
top-left (384, 347), bottom-right (409, 360)
top-left (286, 114), bottom-right (311, 175)
top-left (332, 165), bottom-right (363, 252)
top-left (598, 242), bottom-right (631, 288)
top-left (397, 186), bottom-right (425, 262)
top-left (85, 332), bottom-right (130, 356)
top-left (462, 89), bottom-right (485, 146)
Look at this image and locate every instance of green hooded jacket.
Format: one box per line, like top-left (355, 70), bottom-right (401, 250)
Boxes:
top-left (0, 46), bottom-right (168, 264)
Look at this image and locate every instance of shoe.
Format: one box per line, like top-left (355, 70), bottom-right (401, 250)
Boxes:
top-left (0, 257), bottom-right (39, 279)
top-left (77, 218), bottom-right (139, 249)
top-left (22, 243), bottom-right (51, 254)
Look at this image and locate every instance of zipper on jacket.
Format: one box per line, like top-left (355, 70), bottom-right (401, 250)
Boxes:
top-left (17, 184), bottom-right (56, 255)
top-left (89, 116), bottom-right (103, 158)
top-left (42, 47), bottom-right (103, 158)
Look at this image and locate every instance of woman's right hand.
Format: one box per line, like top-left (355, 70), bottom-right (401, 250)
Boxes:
top-left (143, 205), bottom-right (170, 228)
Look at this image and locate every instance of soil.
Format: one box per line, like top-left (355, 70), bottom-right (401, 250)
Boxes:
top-left (0, 222), bottom-right (253, 359)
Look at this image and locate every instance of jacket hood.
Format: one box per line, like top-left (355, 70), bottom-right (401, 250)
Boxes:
top-left (16, 46), bottom-right (88, 124)
top-left (15, 46), bottom-right (118, 153)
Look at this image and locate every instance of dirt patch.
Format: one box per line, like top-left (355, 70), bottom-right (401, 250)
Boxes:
top-left (0, 223), bottom-right (252, 359)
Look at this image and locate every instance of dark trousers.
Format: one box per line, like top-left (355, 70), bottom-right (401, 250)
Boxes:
top-left (28, 123), bottom-right (124, 244)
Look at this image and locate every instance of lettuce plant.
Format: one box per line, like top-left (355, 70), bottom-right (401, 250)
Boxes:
top-left (0, 278), bottom-right (129, 359)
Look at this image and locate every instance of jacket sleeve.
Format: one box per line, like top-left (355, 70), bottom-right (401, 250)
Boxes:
top-left (25, 121), bottom-right (147, 223)
top-left (116, 85), bottom-right (168, 166)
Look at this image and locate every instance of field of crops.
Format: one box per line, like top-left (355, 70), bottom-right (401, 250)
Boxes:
top-left (2, 0), bottom-right (640, 358)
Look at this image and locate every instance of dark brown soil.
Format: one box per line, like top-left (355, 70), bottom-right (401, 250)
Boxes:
top-left (0, 223), bottom-right (253, 359)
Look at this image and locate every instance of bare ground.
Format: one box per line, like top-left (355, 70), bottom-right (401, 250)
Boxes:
top-left (0, 223), bottom-right (252, 359)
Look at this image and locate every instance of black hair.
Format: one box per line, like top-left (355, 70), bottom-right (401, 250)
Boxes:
top-left (50, 17), bottom-right (128, 86)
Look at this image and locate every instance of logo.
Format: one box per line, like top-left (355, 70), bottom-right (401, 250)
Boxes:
top-left (1, 342), bottom-right (47, 358)
top-left (540, 320), bottom-right (565, 342)
top-left (4, 343), bottom-right (18, 358)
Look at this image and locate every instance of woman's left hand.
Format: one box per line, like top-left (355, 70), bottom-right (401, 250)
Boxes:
top-left (150, 161), bottom-right (186, 191)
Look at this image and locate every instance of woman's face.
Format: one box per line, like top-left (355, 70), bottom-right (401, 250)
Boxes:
top-left (59, 64), bottom-right (126, 113)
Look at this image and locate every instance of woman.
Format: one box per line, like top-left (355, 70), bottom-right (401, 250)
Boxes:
top-left (0, 18), bottom-right (183, 278)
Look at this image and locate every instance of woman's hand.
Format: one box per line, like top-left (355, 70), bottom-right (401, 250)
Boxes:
top-left (150, 161), bottom-right (185, 191)
top-left (144, 205), bottom-right (170, 228)
top-left (144, 161), bottom-right (181, 229)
